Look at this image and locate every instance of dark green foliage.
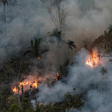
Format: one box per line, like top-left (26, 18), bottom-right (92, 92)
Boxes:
top-left (100, 67), bottom-right (108, 79)
top-left (40, 49), bottom-right (49, 54)
top-left (35, 105), bottom-right (41, 112)
top-left (33, 92), bottom-right (84, 112)
top-left (0, 84), bottom-right (11, 108)
top-left (24, 38), bottom-right (41, 57)
top-left (104, 24), bottom-right (112, 35)
top-left (84, 44), bottom-right (88, 49)
top-left (24, 38), bottom-right (48, 59)
top-left (9, 96), bottom-right (18, 105)
top-left (46, 28), bottom-right (61, 41)
top-left (100, 67), bottom-right (107, 75)
top-left (64, 92), bottom-right (73, 104)
top-left (52, 28), bottom-right (61, 38)
top-left (8, 97), bottom-right (34, 112)
top-left (0, 94), bottom-right (8, 111)
top-left (67, 40), bottom-right (76, 50)
top-left (8, 104), bottom-right (20, 112)
top-left (63, 39), bottom-right (76, 50)
top-left (108, 24), bottom-right (112, 33)
top-left (21, 98), bottom-right (34, 112)
top-left (104, 30), bottom-right (107, 35)
top-left (64, 92), bottom-right (84, 109)
top-left (23, 50), bottom-right (33, 57)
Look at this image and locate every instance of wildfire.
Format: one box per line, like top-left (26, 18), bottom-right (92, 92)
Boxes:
top-left (12, 86), bottom-right (18, 93)
top-left (19, 81), bottom-right (29, 87)
top-left (55, 73), bottom-right (60, 81)
top-left (12, 73), bottom-right (61, 94)
top-left (12, 80), bottom-right (38, 94)
top-left (32, 81), bottom-right (38, 88)
top-left (86, 50), bottom-right (103, 68)
top-left (38, 57), bottom-right (40, 59)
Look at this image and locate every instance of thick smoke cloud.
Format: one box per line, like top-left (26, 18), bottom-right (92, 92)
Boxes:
top-left (0, 0), bottom-right (112, 63)
top-left (65, 0), bottom-right (112, 49)
top-left (0, 0), bottom-right (112, 111)
top-left (32, 48), bottom-right (112, 112)
top-left (0, 0), bottom-right (54, 63)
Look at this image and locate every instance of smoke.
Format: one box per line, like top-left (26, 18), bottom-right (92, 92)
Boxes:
top-left (31, 48), bottom-right (112, 112)
top-left (64, 0), bottom-right (112, 50)
top-left (0, 0), bottom-right (54, 63)
top-left (0, 0), bottom-right (112, 107)
top-left (0, 0), bottom-right (112, 63)
top-left (0, 0), bottom-right (111, 111)
top-left (11, 75), bottom-right (39, 94)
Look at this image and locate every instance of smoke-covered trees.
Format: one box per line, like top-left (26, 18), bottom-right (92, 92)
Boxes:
top-left (0, 0), bottom-right (7, 21)
top-left (40, 0), bottom-right (68, 34)
top-left (104, 24), bottom-right (112, 35)
top-left (66, 40), bottom-right (76, 50)
top-left (24, 38), bottom-right (49, 59)
top-left (0, 0), bottom-right (17, 39)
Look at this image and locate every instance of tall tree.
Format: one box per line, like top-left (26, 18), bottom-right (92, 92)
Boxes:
top-left (0, 0), bottom-right (7, 38)
top-left (66, 40), bottom-right (76, 50)
top-left (108, 24), bottom-right (112, 34)
top-left (24, 38), bottom-right (49, 59)
top-left (0, 0), bottom-right (16, 38)
top-left (40, 0), bottom-right (68, 34)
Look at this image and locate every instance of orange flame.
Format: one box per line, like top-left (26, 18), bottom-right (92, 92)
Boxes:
top-left (55, 73), bottom-right (60, 81)
top-left (38, 57), bottom-right (40, 59)
top-left (39, 103), bottom-right (43, 106)
top-left (19, 81), bottom-right (29, 87)
top-left (32, 81), bottom-right (38, 88)
top-left (12, 80), bottom-right (38, 94)
top-left (12, 73), bottom-right (61, 94)
top-left (46, 75), bottom-right (50, 78)
top-left (12, 86), bottom-right (18, 93)
top-left (86, 50), bottom-right (103, 68)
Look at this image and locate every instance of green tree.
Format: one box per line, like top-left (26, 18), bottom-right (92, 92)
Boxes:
top-left (104, 24), bottom-right (112, 35)
top-left (46, 28), bottom-right (61, 41)
top-left (21, 98), bottom-right (34, 112)
top-left (64, 39), bottom-right (76, 60)
top-left (40, 0), bottom-right (68, 35)
top-left (108, 24), bottom-right (112, 33)
top-left (8, 104), bottom-right (20, 112)
top-left (66, 40), bottom-right (76, 50)
top-left (24, 38), bottom-right (49, 59)
top-left (0, 0), bottom-right (7, 22)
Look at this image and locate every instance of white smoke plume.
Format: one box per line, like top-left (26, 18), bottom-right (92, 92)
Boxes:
top-left (0, 1), bottom-right (112, 110)
top-left (32, 48), bottom-right (112, 112)
top-left (0, 0), bottom-right (112, 63)
top-left (64, 0), bottom-right (112, 50)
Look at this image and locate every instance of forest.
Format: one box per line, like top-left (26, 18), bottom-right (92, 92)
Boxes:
top-left (0, 0), bottom-right (112, 112)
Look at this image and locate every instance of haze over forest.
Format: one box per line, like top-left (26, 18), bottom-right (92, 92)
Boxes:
top-left (0, 0), bottom-right (112, 112)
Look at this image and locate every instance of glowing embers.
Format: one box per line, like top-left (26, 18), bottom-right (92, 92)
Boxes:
top-left (12, 73), bottom-right (61, 94)
top-left (12, 80), bottom-right (38, 94)
top-left (38, 57), bottom-right (40, 60)
top-left (86, 50), bottom-right (104, 68)
top-left (55, 73), bottom-right (60, 81)
top-left (12, 86), bottom-right (18, 93)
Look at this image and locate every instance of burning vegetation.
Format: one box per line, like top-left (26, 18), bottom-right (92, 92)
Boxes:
top-left (12, 79), bottom-right (38, 94)
top-left (0, 0), bottom-right (112, 111)
top-left (55, 73), bottom-right (61, 81)
top-left (86, 50), bottom-right (104, 68)
top-left (12, 73), bottom-right (61, 94)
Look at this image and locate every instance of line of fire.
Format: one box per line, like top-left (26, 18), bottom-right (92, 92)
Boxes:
top-left (11, 48), bottom-right (109, 96)
top-left (12, 73), bottom-right (61, 95)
